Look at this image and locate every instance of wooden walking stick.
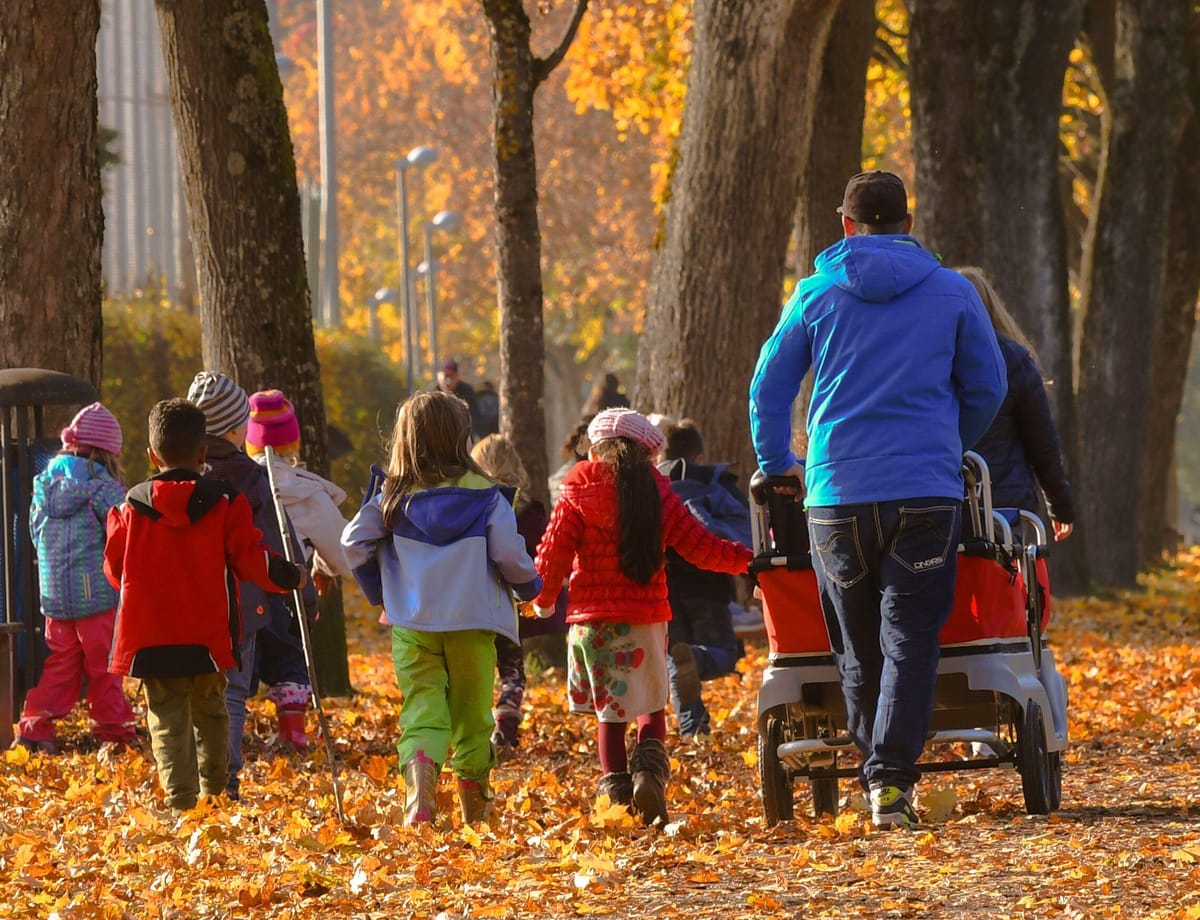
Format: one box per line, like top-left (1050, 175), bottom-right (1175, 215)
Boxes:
top-left (263, 446), bottom-right (347, 825)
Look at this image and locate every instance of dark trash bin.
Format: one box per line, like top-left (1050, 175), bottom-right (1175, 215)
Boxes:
top-left (0, 368), bottom-right (98, 749)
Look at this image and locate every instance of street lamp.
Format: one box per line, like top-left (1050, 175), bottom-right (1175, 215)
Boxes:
top-left (367, 287), bottom-right (397, 345)
top-left (395, 146), bottom-right (438, 394)
top-left (416, 209), bottom-right (461, 378)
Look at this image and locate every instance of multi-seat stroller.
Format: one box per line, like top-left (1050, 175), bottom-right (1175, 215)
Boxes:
top-left (751, 452), bottom-right (1068, 823)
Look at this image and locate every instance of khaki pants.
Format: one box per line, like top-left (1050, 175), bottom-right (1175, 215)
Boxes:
top-left (143, 673), bottom-right (230, 811)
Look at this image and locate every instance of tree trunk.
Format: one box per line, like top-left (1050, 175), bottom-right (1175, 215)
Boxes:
top-left (480, 0), bottom-right (587, 511)
top-left (1077, 0), bottom-right (1191, 586)
top-left (156, 0), bottom-right (349, 694)
top-left (1141, 13), bottom-right (1200, 563)
top-left (0, 1), bottom-right (103, 388)
top-left (910, 0), bottom-right (1089, 593)
top-left (638, 0), bottom-right (840, 477)
top-left (794, 0), bottom-right (873, 276)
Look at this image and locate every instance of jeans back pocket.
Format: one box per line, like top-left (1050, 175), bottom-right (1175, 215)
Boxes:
top-left (809, 516), bottom-right (868, 589)
top-left (889, 504), bottom-right (958, 575)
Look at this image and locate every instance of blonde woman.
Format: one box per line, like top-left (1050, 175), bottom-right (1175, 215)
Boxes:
top-left (957, 267), bottom-right (1074, 541)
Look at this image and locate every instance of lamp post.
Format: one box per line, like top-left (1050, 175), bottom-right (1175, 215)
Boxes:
top-left (367, 287), bottom-right (397, 345)
top-left (416, 209), bottom-right (461, 379)
top-left (316, 0), bottom-right (339, 327)
top-left (395, 146), bottom-right (438, 394)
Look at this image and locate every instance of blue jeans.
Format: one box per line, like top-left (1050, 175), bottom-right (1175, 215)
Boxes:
top-left (225, 630), bottom-right (259, 796)
top-left (808, 498), bottom-right (961, 791)
top-left (667, 597), bottom-right (741, 736)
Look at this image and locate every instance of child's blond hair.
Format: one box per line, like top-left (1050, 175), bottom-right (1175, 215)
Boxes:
top-left (471, 435), bottom-right (530, 492)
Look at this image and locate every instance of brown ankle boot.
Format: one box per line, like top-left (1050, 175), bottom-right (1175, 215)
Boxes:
top-left (403, 751), bottom-right (439, 826)
top-left (630, 739), bottom-right (671, 826)
top-left (598, 771), bottom-right (633, 807)
top-left (457, 776), bottom-right (493, 824)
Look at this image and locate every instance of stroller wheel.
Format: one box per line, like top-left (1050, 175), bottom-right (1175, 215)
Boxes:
top-left (1017, 700), bottom-right (1059, 815)
top-left (759, 708), bottom-right (794, 825)
top-left (810, 773), bottom-right (839, 818)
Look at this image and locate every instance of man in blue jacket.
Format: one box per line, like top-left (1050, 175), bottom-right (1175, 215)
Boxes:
top-left (748, 171), bottom-right (1007, 828)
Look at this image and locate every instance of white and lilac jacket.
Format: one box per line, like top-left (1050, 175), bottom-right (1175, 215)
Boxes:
top-left (341, 471), bottom-right (541, 643)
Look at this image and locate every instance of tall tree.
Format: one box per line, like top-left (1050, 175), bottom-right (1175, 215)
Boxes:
top-left (794, 0), bottom-right (874, 276)
top-left (910, 0), bottom-right (1088, 592)
top-left (0, 2), bottom-right (103, 386)
top-left (479, 0), bottom-right (588, 510)
top-left (1077, 0), bottom-right (1191, 586)
top-left (637, 0), bottom-right (841, 472)
top-left (155, 0), bottom-right (349, 693)
top-left (1138, 10), bottom-right (1200, 562)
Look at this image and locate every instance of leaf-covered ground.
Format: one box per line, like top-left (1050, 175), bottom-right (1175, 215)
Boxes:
top-left (3, 552), bottom-right (1200, 919)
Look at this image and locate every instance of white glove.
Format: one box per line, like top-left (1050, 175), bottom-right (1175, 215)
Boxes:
top-left (532, 604), bottom-right (556, 619)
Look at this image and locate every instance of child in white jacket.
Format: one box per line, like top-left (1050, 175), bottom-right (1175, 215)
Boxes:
top-left (245, 389), bottom-right (351, 751)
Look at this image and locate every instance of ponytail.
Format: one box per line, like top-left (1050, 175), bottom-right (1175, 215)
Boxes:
top-left (591, 437), bottom-right (663, 583)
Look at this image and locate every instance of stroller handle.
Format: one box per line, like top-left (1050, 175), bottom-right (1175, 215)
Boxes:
top-left (750, 469), bottom-right (805, 506)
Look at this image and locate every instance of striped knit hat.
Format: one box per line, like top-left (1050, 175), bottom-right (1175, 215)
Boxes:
top-left (187, 371), bottom-right (250, 436)
top-left (245, 389), bottom-right (301, 457)
top-left (61, 402), bottom-right (123, 456)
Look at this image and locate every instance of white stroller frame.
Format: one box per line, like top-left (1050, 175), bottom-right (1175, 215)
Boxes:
top-left (753, 452), bottom-right (1069, 822)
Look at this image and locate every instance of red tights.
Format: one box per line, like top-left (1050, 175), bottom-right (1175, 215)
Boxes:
top-left (597, 710), bottom-right (666, 774)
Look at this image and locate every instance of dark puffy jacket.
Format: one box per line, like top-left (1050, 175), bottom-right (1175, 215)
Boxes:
top-left (657, 459), bottom-right (750, 603)
top-left (204, 437), bottom-right (316, 633)
top-left (972, 336), bottom-right (1075, 524)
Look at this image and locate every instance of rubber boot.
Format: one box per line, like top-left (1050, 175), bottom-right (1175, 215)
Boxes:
top-left (403, 751), bottom-right (439, 826)
top-left (630, 738), bottom-right (671, 827)
top-left (457, 776), bottom-right (493, 824)
top-left (277, 707), bottom-right (309, 754)
top-left (490, 706), bottom-right (520, 763)
top-left (597, 771), bottom-right (633, 807)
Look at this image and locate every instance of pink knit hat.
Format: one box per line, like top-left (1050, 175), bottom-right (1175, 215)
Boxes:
top-left (245, 389), bottom-right (301, 456)
top-left (586, 408), bottom-right (665, 455)
top-left (61, 402), bottom-right (123, 456)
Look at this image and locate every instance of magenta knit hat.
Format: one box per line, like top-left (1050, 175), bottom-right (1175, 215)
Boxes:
top-left (245, 389), bottom-right (301, 456)
top-left (586, 408), bottom-right (665, 455)
top-left (61, 402), bottom-right (123, 456)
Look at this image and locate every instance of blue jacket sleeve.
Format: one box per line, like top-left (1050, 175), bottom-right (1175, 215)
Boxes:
top-left (749, 287), bottom-right (812, 476)
top-left (341, 499), bottom-right (387, 606)
top-left (486, 494), bottom-right (543, 601)
top-left (953, 289), bottom-right (1008, 450)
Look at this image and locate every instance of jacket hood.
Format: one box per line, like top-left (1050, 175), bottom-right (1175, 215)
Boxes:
top-left (392, 471), bottom-right (500, 544)
top-left (126, 470), bottom-right (236, 528)
top-left (204, 437), bottom-right (264, 505)
top-left (255, 453), bottom-right (348, 506)
top-left (815, 235), bottom-right (940, 303)
top-left (37, 454), bottom-right (110, 518)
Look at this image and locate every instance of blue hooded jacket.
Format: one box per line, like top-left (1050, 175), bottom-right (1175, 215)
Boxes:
top-left (749, 235), bottom-right (1007, 506)
top-left (341, 471), bottom-right (542, 643)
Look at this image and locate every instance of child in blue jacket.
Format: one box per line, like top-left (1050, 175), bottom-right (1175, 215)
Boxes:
top-left (342, 390), bottom-right (542, 826)
top-left (16, 403), bottom-right (136, 753)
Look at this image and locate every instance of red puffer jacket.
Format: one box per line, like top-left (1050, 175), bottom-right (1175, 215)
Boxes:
top-left (533, 460), bottom-right (752, 624)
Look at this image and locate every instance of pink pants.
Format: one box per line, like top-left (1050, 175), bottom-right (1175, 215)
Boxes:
top-left (18, 610), bottom-right (136, 744)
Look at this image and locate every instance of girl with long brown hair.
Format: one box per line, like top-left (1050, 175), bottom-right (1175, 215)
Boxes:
top-left (532, 408), bottom-right (752, 826)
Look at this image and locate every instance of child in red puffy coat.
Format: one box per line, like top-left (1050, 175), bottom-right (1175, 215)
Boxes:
top-left (531, 408), bottom-right (752, 826)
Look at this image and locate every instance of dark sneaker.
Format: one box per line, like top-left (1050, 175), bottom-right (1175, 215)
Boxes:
top-left (670, 643), bottom-right (702, 708)
top-left (870, 784), bottom-right (919, 829)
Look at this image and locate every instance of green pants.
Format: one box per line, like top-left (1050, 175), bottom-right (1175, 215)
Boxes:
top-left (392, 627), bottom-right (496, 782)
top-left (143, 672), bottom-right (230, 811)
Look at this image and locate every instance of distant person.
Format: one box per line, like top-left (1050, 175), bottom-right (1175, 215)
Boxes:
top-left (473, 380), bottom-right (501, 440)
top-left (470, 434), bottom-right (566, 760)
top-left (104, 399), bottom-right (305, 815)
top-left (548, 415), bottom-right (593, 507)
top-left (16, 403), bottom-right (136, 754)
top-left (956, 267), bottom-right (1074, 541)
top-left (531, 408), bottom-right (752, 826)
top-left (341, 391), bottom-right (542, 826)
top-left (656, 420), bottom-right (751, 739)
top-left (245, 389), bottom-right (352, 753)
top-left (749, 170), bottom-right (1006, 829)
top-left (433, 359), bottom-right (479, 428)
top-left (581, 372), bottom-right (630, 416)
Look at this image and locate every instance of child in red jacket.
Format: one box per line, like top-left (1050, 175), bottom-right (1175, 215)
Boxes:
top-left (104, 399), bottom-right (305, 815)
top-left (532, 408), bottom-right (752, 826)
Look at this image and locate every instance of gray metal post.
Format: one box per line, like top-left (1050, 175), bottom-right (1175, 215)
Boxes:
top-left (316, 0), bottom-right (339, 327)
top-left (422, 224), bottom-right (439, 380)
top-left (396, 167), bottom-right (415, 394)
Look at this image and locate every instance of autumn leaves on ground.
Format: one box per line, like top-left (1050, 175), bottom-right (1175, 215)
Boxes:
top-left (3, 557), bottom-right (1199, 920)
